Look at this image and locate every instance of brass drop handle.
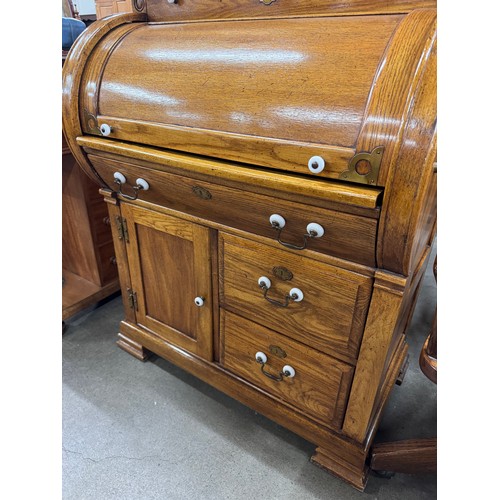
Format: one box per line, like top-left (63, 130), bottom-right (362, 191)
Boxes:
top-left (258, 276), bottom-right (304, 308)
top-left (113, 172), bottom-right (150, 200)
top-left (269, 214), bottom-right (324, 250)
top-left (255, 351), bottom-right (296, 381)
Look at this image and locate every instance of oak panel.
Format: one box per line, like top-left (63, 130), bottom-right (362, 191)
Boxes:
top-left (143, 0), bottom-right (435, 23)
top-left (82, 142), bottom-right (382, 211)
top-left (121, 204), bottom-right (213, 360)
top-left (90, 154), bottom-right (379, 266)
top-left (219, 233), bottom-right (373, 362)
top-left (98, 17), bottom-right (399, 148)
top-left (221, 310), bottom-right (354, 429)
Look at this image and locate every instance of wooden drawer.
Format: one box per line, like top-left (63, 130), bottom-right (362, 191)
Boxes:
top-left (89, 154), bottom-right (378, 266)
top-left (221, 310), bottom-right (354, 430)
top-left (219, 233), bottom-right (373, 363)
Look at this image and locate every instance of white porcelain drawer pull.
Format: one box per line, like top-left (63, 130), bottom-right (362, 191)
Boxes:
top-left (255, 351), bottom-right (296, 381)
top-left (258, 277), bottom-right (303, 308)
top-left (269, 214), bottom-right (324, 250)
top-left (308, 155), bottom-right (325, 174)
top-left (194, 296), bottom-right (205, 307)
top-left (113, 172), bottom-right (126, 184)
top-left (135, 178), bottom-right (150, 191)
top-left (269, 213), bottom-right (286, 229)
top-left (306, 222), bottom-right (324, 238)
top-left (100, 123), bottom-right (112, 136)
top-left (113, 173), bottom-right (150, 201)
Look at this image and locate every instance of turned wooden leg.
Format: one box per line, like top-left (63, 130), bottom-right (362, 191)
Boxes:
top-left (117, 332), bottom-right (150, 361)
top-left (311, 446), bottom-right (369, 492)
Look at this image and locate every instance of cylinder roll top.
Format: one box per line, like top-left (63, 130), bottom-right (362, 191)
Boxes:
top-left (69, 5), bottom-right (436, 187)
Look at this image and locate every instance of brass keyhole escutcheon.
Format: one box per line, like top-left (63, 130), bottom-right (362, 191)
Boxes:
top-left (355, 159), bottom-right (372, 176)
top-left (192, 185), bottom-right (212, 200)
top-left (269, 345), bottom-right (287, 359)
top-left (272, 266), bottom-right (293, 281)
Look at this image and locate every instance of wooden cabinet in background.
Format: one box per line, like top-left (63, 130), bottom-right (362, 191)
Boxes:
top-left (95, 0), bottom-right (133, 19)
top-left (62, 132), bottom-right (120, 320)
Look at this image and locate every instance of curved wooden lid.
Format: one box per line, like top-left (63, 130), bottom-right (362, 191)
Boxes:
top-left (78, 9), bottom-right (435, 184)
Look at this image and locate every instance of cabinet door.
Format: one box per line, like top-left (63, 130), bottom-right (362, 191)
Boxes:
top-left (121, 204), bottom-right (213, 360)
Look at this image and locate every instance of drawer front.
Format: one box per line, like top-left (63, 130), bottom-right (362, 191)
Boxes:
top-left (89, 154), bottom-right (378, 266)
top-left (220, 233), bottom-right (373, 362)
top-left (221, 310), bottom-right (354, 429)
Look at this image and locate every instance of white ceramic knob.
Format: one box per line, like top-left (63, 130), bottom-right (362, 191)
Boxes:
top-left (258, 276), bottom-right (271, 289)
top-left (282, 365), bottom-right (296, 378)
top-left (100, 123), bottom-right (112, 136)
top-left (135, 178), bottom-right (150, 191)
top-left (113, 172), bottom-right (126, 184)
top-left (194, 296), bottom-right (205, 307)
top-left (306, 222), bottom-right (325, 238)
top-left (269, 214), bottom-right (286, 229)
top-left (289, 288), bottom-right (304, 302)
top-left (308, 155), bottom-right (325, 174)
top-left (255, 351), bottom-right (267, 364)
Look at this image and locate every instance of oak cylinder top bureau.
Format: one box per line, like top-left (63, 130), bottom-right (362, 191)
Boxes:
top-left (62, 0), bottom-right (437, 490)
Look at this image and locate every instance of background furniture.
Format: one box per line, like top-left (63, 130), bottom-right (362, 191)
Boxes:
top-left (62, 132), bottom-right (120, 320)
top-left (95, 0), bottom-right (133, 19)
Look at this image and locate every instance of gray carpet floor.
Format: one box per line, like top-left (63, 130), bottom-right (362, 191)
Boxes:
top-left (62, 245), bottom-right (437, 499)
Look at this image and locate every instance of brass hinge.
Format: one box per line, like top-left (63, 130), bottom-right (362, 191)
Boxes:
top-left (127, 288), bottom-right (138, 311)
top-left (115, 216), bottom-right (129, 243)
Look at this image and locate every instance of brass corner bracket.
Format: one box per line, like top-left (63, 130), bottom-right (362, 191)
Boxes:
top-left (340, 146), bottom-right (385, 185)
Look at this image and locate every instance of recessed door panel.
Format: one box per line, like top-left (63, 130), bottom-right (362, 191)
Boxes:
top-left (121, 204), bottom-right (213, 360)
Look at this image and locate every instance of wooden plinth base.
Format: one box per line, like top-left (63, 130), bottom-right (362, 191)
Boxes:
top-left (116, 324), bottom-right (409, 491)
top-left (116, 332), bottom-right (150, 361)
top-left (311, 447), bottom-right (369, 491)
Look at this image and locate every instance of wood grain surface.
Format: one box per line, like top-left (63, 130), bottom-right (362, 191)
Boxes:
top-left (62, 3), bottom-right (437, 490)
top-left (83, 14), bottom-right (402, 177)
top-left (219, 233), bottom-right (373, 363)
top-left (62, 12), bottom-right (147, 184)
top-left (79, 138), bottom-right (383, 212)
top-left (89, 154), bottom-right (379, 266)
top-left (143, 0), bottom-right (436, 23)
top-left (221, 310), bottom-right (354, 429)
top-left (121, 203), bottom-right (214, 360)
